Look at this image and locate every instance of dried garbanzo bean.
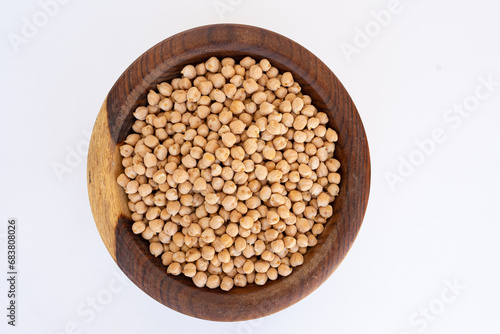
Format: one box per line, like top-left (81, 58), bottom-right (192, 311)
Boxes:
top-left (117, 56), bottom-right (341, 291)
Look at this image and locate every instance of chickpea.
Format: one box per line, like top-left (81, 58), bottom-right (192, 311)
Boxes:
top-left (220, 276), bottom-right (234, 291)
top-left (221, 133), bottom-right (237, 147)
top-left (118, 56), bottom-right (341, 290)
top-left (172, 169), bottom-right (189, 184)
top-left (192, 272), bottom-right (207, 288)
top-left (221, 195), bottom-right (238, 211)
top-left (132, 221), bottom-right (146, 234)
top-left (147, 90), bottom-right (161, 106)
top-left (283, 236), bottom-right (297, 249)
top-left (205, 57), bottom-right (221, 73)
top-left (149, 242), bottom-right (163, 257)
top-left (243, 260), bottom-right (255, 274)
top-left (167, 263), bottom-right (182, 275)
top-left (266, 268), bottom-right (278, 280)
top-left (160, 252), bottom-right (174, 266)
top-left (278, 264), bottom-right (293, 277)
top-left (234, 273), bottom-right (247, 287)
top-left (317, 192), bottom-right (331, 207)
top-left (254, 273), bottom-right (268, 285)
top-left (229, 120), bottom-right (246, 134)
top-left (239, 216), bottom-right (254, 229)
top-left (206, 275), bottom-right (221, 289)
top-left (201, 245), bottom-right (216, 260)
top-left (290, 252), bottom-right (304, 267)
top-left (181, 263), bottom-right (196, 278)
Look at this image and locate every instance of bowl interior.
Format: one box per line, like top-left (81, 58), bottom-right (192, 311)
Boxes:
top-left (94, 24), bottom-right (370, 321)
top-left (116, 52), bottom-right (342, 289)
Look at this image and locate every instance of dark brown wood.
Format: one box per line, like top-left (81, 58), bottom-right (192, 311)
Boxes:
top-left (87, 23), bottom-right (370, 321)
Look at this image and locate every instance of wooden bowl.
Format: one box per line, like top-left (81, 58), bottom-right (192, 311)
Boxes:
top-left (87, 24), bottom-right (370, 321)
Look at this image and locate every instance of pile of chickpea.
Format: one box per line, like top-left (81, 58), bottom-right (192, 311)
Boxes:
top-left (117, 56), bottom-right (341, 291)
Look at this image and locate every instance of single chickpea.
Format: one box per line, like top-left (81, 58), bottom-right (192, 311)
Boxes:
top-left (192, 272), bottom-right (207, 288)
top-left (223, 180), bottom-right (237, 195)
top-left (269, 194), bottom-right (286, 207)
top-left (267, 170), bottom-right (283, 184)
top-left (221, 64), bottom-right (236, 79)
top-left (283, 236), bottom-right (297, 249)
top-left (242, 79), bottom-right (259, 94)
top-left (240, 216), bottom-right (255, 229)
top-left (231, 160), bottom-right (245, 173)
top-left (278, 264), bottom-right (293, 276)
top-left (243, 260), bottom-right (255, 274)
top-left (205, 193), bottom-right (220, 205)
top-left (293, 115), bottom-right (308, 130)
top-left (234, 237), bottom-right (247, 252)
top-left (220, 276), bottom-right (234, 291)
top-left (254, 260), bottom-right (270, 273)
top-left (147, 90), bottom-right (161, 106)
top-left (229, 120), bottom-right (246, 134)
top-left (206, 275), bottom-right (221, 289)
top-left (221, 195), bottom-right (238, 211)
top-left (205, 57), bottom-right (221, 73)
top-left (298, 178), bottom-right (313, 191)
top-left (295, 234), bottom-right (308, 248)
top-left (259, 102), bottom-right (275, 115)
top-left (125, 180), bottom-right (139, 194)
top-left (266, 210), bottom-right (280, 225)
top-left (187, 86), bottom-right (201, 102)
top-left (260, 186), bottom-right (272, 201)
top-left (264, 229), bottom-right (279, 242)
top-left (161, 251), bottom-right (174, 266)
top-left (230, 74), bottom-right (244, 87)
top-left (267, 267), bottom-right (278, 280)
top-left (173, 251), bottom-right (186, 263)
top-left (132, 221), bottom-right (146, 234)
top-left (182, 263), bottom-right (197, 278)
top-left (248, 64), bottom-right (263, 80)
top-left (167, 262), bottom-right (182, 275)
top-left (171, 90), bottom-right (187, 104)
top-left (267, 120), bottom-right (281, 135)
top-left (133, 106), bottom-right (148, 121)
top-left (201, 245), bottom-right (216, 260)
top-left (148, 218), bottom-right (163, 233)
top-left (220, 234), bottom-right (234, 248)
top-left (329, 173), bottom-right (341, 184)
top-left (221, 133), bottom-right (237, 148)
top-left (172, 169), bottom-right (189, 184)
top-left (320, 205), bottom-right (333, 218)
top-left (196, 258), bottom-right (209, 272)
top-left (120, 145), bottom-right (134, 158)
top-left (311, 223), bottom-right (325, 236)
top-left (271, 239), bottom-right (285, 253)
top-left (117, 174), bottom-right (130, 188)
top-left (293, 131), bottom-right (307, 143)
top-left (290, 252), bottom-right (304, 267)
top-left (254, 273), bottom-right (268, 285)
top-left (236, 186), bottom-right (253, 201)
top-left (262, 145), bottom-right (276, 160)
top-left (266, 78), bottom-right (281, 91)
top-left (210, 73), bottom-right (226, 89)
top-left (280, 72), bottom-right (294, 87)
top-left (317, 192), bottom-right (331, 207)
top-left (234, 273), bottom-right (247, 287)
top-left (254, 165), bottom-right (268, 181)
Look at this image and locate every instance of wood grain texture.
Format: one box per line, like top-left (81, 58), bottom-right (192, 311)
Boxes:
top-left (87, 99), bottom-right (130, 261)
top-left (87, 24), bottom-right (370, 321)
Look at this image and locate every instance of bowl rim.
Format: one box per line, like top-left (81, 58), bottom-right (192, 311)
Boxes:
top-left (88, 23), bottom-right (371, 321)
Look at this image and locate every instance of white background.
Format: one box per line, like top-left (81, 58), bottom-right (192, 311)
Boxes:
top-left (1, 0), bottom-right (499, 333)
